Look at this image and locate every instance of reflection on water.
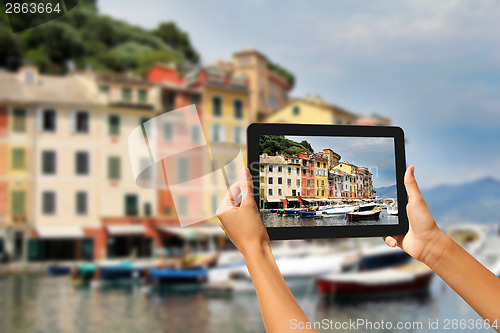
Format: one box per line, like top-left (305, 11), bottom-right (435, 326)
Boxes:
top-left (262, 210), bottom-right (399, 228)
top-left (0, 273), bottom-right (483, 333)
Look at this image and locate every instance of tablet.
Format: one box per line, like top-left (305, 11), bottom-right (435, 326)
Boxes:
top-left (247, 123), bottom-right (408, 239)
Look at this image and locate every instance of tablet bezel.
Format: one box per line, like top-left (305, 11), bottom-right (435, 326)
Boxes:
top-left (247, 123), bottom-right (408, 239)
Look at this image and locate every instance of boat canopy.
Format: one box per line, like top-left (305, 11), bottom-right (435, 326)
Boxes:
top-left (106, 224), bottom-right (146, 236)
top-left (36, 226), bottom-right (85, 239)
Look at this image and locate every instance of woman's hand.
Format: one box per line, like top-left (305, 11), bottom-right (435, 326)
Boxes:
top-left (216, 167), bottom-right (270, 257)
top-left (384, 165), bottom-right (448, 268)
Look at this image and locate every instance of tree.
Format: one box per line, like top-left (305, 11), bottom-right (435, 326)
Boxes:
top-left (136, 49), bottom-right (182, 76)
top-left (259, 135), bottom-right (314, 156)
top-left (153, 22), bottom-right (200, 64)
top-left (0, 25), bottom-right (22, 69)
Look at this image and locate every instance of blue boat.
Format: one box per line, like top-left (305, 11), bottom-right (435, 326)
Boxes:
top-left (299, 210), bottom-right (316, 217)
top-left (150, 267), bottom-right (208, 284)
top-left (99, 262), bottom-right (146, 280)
top-left (47, 265), bottom-right (72, 276)
top-left (283, 209), bottom-right (298, 215)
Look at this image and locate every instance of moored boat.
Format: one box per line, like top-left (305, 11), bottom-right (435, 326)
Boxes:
top-left (46, 265), bottom-right (73, 276)
top-left (316, 262), bottom-right (433, 299)
top-left (347, 207), bottom-right (382, 220)
top-left (387, 203), bottom-right (398, 215)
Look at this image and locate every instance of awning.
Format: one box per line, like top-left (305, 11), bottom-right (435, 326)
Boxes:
top-left (286, 198), bottom-right (299, 201)
top-left (107, 225), bottom-right (146, 235)
top-left (158, 226), bottom-right (225, 239)
top-left (301, 198), bottom-right (312, 202)
top-left (266, 198), bottom-right (282, 203)
top-left (37, 226), bottom-right (84, 239)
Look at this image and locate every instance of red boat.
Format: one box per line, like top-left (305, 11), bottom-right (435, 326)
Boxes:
top-left (316, 262), bottom-right (433, 298)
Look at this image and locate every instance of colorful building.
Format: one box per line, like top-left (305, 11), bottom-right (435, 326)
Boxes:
top-left (299, 153), bottom-right (315, 198)
top-left (259, 154), bottom-right (286, 209)
top-left (314, 154), bottom-right (329, 198)
top-left (217, 48), bottom-right (293, 121)
top-left (334, 162), bottom-right (358, 199)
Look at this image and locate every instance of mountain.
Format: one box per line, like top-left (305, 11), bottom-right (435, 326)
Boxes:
top-left (377, 177), bottom-right (500, 225)
top-left (373, 185), bottom-right (397, 198)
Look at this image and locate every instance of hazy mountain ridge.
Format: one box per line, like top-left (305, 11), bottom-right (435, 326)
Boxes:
top-left (375, 177), bottom-right (500, 224)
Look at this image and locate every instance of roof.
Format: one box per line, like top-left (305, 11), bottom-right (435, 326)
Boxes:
top-left (0, 70), bottom-right (102, 107)
top-left (286, 97), bottom-right (358, 119)
top-left (96, 72), bottom-right (152, 86)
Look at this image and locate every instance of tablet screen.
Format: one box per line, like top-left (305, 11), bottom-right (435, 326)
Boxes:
top-left (258, 135), bottom-right (398, 227)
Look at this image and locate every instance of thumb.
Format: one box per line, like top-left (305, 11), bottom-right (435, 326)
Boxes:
top-left (404, 165), bottom-right (423, 203)
top-left (384, 236), bottom-right (400, 248)
top-left (239, 167), bottom-right (253, 199)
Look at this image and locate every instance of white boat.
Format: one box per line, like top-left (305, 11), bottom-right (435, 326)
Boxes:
top-left (387, 203), bottom-right (398, 215)
top-left (321, 205), bottom-right (356, 215)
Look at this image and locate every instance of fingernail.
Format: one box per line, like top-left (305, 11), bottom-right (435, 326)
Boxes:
top-left (411, 165), bottom-right (415, 177)
top-left (389, 239), bottom-right (397, 247)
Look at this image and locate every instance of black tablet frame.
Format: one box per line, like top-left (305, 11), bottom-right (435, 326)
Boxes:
top-left (247, 123), bottom-right (408, 240)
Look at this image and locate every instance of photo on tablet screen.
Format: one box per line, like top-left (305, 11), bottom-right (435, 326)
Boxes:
top-left (258, 135), bottom-right (398, 227)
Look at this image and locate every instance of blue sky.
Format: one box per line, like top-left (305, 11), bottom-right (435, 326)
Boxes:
top-left (286, 136), bottom-right (396, 187)
top-left (100, 0), bottom-right (500, 188)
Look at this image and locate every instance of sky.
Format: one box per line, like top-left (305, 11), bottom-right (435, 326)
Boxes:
top-left (99, 0), bottom-right (500, 188)
top-left (286, 136), bottom-right (396, 187)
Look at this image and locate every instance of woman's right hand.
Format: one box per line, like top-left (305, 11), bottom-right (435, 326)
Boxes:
top-left (384, 165), bottom-right (449, 268)
top-left (216, 167), bottom-right (271, 257)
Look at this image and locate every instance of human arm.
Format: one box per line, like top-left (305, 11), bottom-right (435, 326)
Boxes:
top-left (217, 167), bottom-right (318, 333)
top-left (384, 166), bottom-right (500, 331)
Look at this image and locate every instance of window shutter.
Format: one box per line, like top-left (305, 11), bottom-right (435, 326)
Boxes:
top-left (36, 108), bottom-right (42, 131)
top-left (70, 111), bottom-right (76, 132)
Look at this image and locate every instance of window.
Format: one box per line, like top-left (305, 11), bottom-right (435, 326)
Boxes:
top-left (191, 95), bottom-right (200, 105)
top-left (278, 189), bottom-right (282, 196)
top-left (268, 165), bottom-right (273, 172)
top-left (287, 167), bottom-right (291, 173)
top-left (233, 126), bottom-right (245, 144)
top-left (302, 169), bottom-right (306, 175)
top-left (109, 115), bottom-right (120, 135)
top-left (316, 162), bottom-right (320, 168)
top-left (293, 105), bottom-right (300, 115)
top-left (42, 191), bottom-right (56, 215)
top-left (321, 190), bottom-right (324, 196)
top-left (234, 99), bottom-right (243, 119)
top-left (212, 96), bottom-right (222, 116)
top-left (99, 85), bottom-right (109, 94)
top-left (268, 189), bottom-right (273, 196)
top-left (191, 126), bottom-right (200, 143)
top-left (75, 111), bottom-right (89, 133)
top-left (12, 149), bottom-right (25, 169)
top-left (144, 203), bottom-right (152, 216)
top-left (13, 109), bottom-right (26, 132)
top-left (178, 196), bottom-right (187, 216)
top-left (42, 110), bottom-right (56, 131)
top-left (25, 70), bottom-right (35, 84)
top-left (108, 157), bottom-right (121, 180)
top-left (268, 177), bottom-right (273, 184)
top-left (316, 190), bottom-right (319, 196)
top-left (164, 206), bottom-right (172, 216)
top-left (210, 124), bottom-right (225, 142)
top-left (292, 190), bottom-right (296, 196)
top-left (277, 166), bottom-right (282, 172)
top-left (296, 179), bottom-right (300, 186)
top-left (323, 163), bottom-right (326, 168)
top-left (321, 180), bottom-right (324, 186)
top-left (287, 179), bottom-right (292, 186)
top-left (259, 176), bottom-right (264, 183)
top-left (138, 89), bottom-right (148, 104)
top-left (125, 194), bottom-right (138, 216)
top-left (177, 157), bottom-right (189, 182)
top-left (278, 177), bottom-right (282, 184)
top-left (122, 88), bottom-right (132, 102)
top-left (42, 151), bottom-right (56, 174)
top-left (75, 152), bottom-right (89, 175)
top-left (296, 167), bottom-right (300, 174)
top-left (12, 191), bottom-right (25, 215)
top-left (307, 179), bottom-right (311, 186)
top-left (163, 122), bottom-right (173, 141)
top-left (76, 191), bottom-right (87, 215)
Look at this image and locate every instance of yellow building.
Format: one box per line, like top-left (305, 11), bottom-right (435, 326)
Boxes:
top-left (266, 96), bottom-right (358, 125)
top-left (314, 154), bottom-right (329, 198)
top-left (186, 66), bottom-right (250, 223)
top-left (333, 162), bottom-right (358, 199)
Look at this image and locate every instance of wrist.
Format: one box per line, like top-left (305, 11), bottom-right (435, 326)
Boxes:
top-left (421, 228), bottom-right (452, 269)
top-left (241, 240), bottom-right (272, 261)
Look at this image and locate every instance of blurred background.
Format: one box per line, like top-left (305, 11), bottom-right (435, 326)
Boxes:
top-left (1, 0), bottom-right (500, 332)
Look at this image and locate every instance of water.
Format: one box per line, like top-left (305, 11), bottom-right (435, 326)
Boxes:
top-left (262, 209), bottom-right (399, 227)
top-left (0, 273), bottom-right (485, 333)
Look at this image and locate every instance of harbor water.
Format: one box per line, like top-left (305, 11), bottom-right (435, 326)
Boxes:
top-left (262, 209), bottom-right (399, 227)
top-left (0, 272), bottom-right (484, 333)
